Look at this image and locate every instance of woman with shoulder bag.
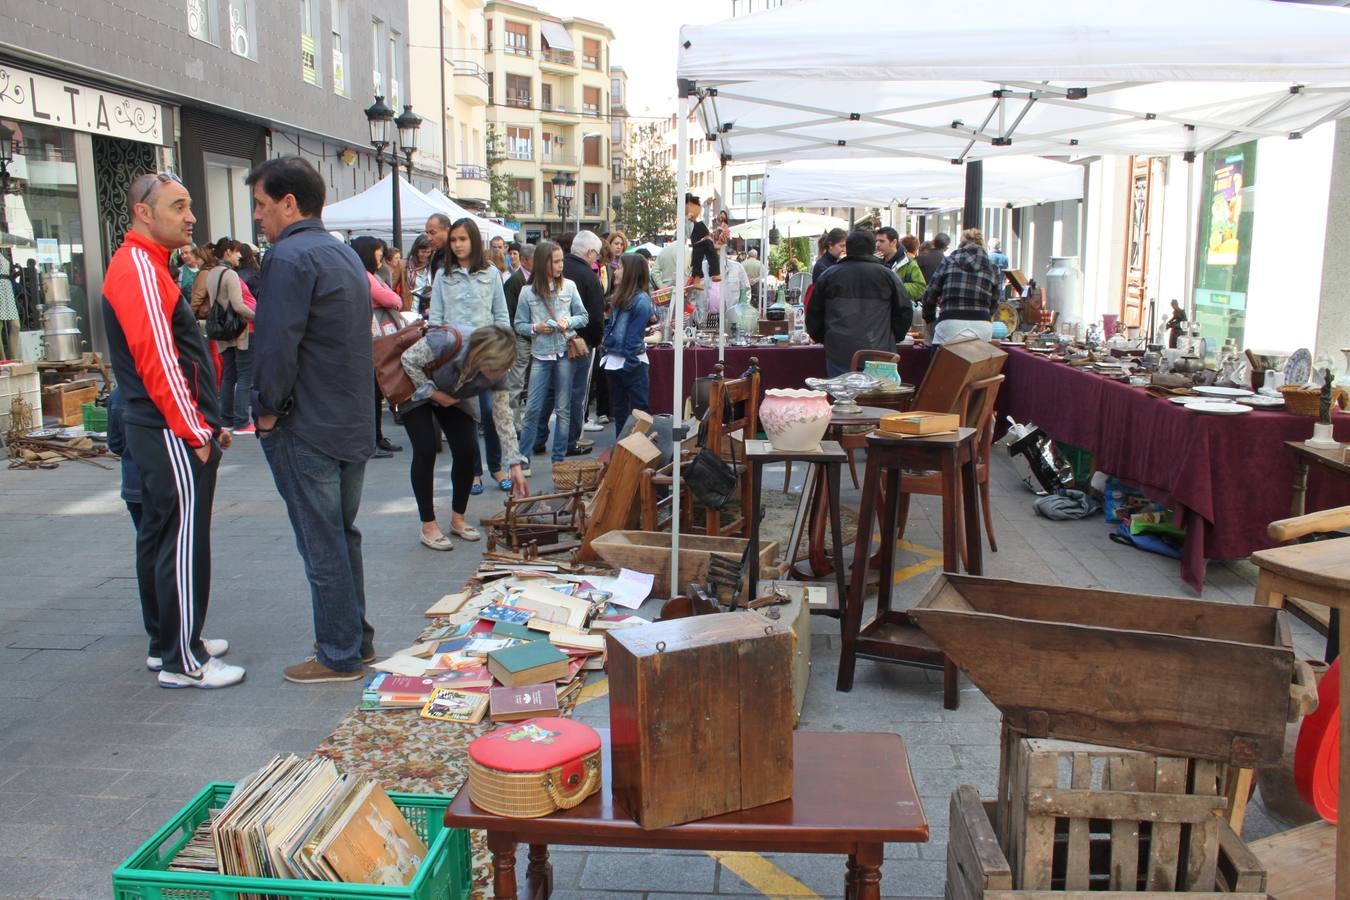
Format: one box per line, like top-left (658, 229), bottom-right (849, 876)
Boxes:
top-left (399, 324), bottom-right (527, 551)
top-left (206, 239), bottom-right (257, 433)
top-left (353, 237), bottom-right (406, 457)
top-left (516, 241), bottom-right (589, 470)
top-left (601, 255), bottom-right (654, 437)
top-left (429, 218), bottom-right (513, 493)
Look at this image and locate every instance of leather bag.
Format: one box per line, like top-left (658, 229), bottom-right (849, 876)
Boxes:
top-left (539, 292), bottom-right (590, 359)
top-left (373, 322), bottom-right (461, 407)
top-left (203, 269), bottom-right (247, 341)
top-left (686, 393), bottom-right (737, 510)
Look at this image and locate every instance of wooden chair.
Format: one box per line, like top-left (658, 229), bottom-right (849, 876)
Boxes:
top-left (895, 374), bottom-right (1005, 566)
top-left (640, 360), bottom-right (761, 538)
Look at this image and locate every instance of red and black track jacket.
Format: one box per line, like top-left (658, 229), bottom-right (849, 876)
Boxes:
top-left (102, 232), bottom-right (219, 448)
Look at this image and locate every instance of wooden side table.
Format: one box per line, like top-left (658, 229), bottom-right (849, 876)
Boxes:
top-left (838, 427), bottom-right (981, 709)
top-left (745, 439), bottom-right (847, 607)
top-left (444, 729), bottom-right (929, 900)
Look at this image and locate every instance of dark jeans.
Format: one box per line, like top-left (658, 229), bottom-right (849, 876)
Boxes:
top-left (589, 350), bottom-right (610, 418)
top-left (567, 352), bottom-right (592, 447)
top-left (402, 401), bottom-right (477, 518)
top-left (471, 391), bottom-right (503, 477)
top-left (219, 346), bottom-right (254, 428)
top-left (607, 362), bottom-right (650, 438)
top-left (520, 357), bottom-right (574, 463)
top-left (260, 428), bottom-right (373, 672)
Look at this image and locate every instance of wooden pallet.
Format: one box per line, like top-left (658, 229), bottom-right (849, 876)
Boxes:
top-left (1248, 819), bottom-right (1335, 899)
top-left (994, 727), bottom-right (1238, 893)
top-left (948, 786), bottom-right (1267, 899)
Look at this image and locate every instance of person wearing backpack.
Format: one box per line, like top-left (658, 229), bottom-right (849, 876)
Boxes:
top-left (205, 239), bottom-right (257, 434)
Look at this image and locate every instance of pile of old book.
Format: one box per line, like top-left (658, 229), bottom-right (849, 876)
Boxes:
top-left (172, 754), bottom-right (428, 886)
top-left (361, 567), bottom-right (652, 724)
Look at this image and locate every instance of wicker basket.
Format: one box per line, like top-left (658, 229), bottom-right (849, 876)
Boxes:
top-left (1279, 384), bottom-right (1349, 416)
top-left (466, 718), bottom-right (602, 818)
top-left (552, 458), bottom-right (604, 491)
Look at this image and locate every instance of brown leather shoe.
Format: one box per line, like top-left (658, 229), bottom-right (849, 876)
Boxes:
top-left (312, 642), bottom-right (377, 664)
top-left (283, 656), bottom-right (363, 684)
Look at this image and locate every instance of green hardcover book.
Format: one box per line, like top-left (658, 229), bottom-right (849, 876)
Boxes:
top-left (486, 640), bottom-right (570, 687)
top-left (491, 621), bottom-right (550, 642)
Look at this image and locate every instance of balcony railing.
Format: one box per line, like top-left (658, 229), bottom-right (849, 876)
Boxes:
top-left (514, 199), bottom-right (534, 213)
top-left (505, 94), bottom-right (532, 109)
top-left (540, 152), bottom-right (580, 167)
top-left (458, 164), bottom-right (487, 180)
top-left (584, 203), bottom-right (601, 216)
top-left (507, 148), bottom-right (533, 161)
top-left (503, 42), bottom-right (532, 57)
top-left (541, 48), bottom-right (574, 66)
top-left (582, 104), bottom-right (599, 117)
top-left (452, 60), bottom-right (488, 83)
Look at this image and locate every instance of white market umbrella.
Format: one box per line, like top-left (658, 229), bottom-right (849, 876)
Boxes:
top-left (321, 173), bottom-right (446, 236)
top-left (728, 210), bottom-right (849, 240)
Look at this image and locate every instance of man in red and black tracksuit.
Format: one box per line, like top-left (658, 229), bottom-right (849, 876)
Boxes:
top-left (102, 172), bottom-right (244, 689)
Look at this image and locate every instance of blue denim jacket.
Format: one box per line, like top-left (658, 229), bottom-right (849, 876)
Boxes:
top-left (513, 279), bottom-right (588, 359)
top-left (601, 292), bottom-right (654, 365)
top-left (252, 218), bottom-right (374, 462)
top-left (429, 265), bottom-right (509, 329)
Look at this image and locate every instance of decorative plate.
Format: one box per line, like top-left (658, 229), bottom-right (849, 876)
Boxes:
top-left (1285, 348), bottom-right (1313, 386)
top-left (1184, 400), bottom-right (1252, 416)
top-left (1193, 385), bottom-right (1254, 398)
top-left (995, 301), bottom-right (1020, 333)
top-left (1237, 394), bottom-right (1285, 408)
top-left (1168, 395), bottom-right (1199, 405)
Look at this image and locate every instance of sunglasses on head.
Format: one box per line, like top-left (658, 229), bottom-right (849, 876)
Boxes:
top-left (134, 171), bottom-right (184, 206)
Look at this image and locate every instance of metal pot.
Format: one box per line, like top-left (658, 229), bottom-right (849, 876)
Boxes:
top-left (41, 304), bottom-right (79, 331)
top-left (42, 328), bottom-right (85, 362)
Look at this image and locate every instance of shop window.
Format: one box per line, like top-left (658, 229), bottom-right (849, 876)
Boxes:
top-left (227, 0), bottom-right (257, 59)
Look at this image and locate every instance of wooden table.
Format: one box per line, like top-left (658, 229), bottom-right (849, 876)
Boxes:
top-left (444, 729), bottom-right (929, 900)
top-left (838, 428), bottom-right (981, 708)
top-left (1287, 439), bottom-right (1350, 517)
top-left (745, 439), bottom-right (848, 608)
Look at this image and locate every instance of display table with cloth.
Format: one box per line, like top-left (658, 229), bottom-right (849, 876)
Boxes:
top-left (999, 346), bottom-right (1350, 591)
top-left (646, 343), bottom-right (932, 414)
top-left (445, 728), bottom-right (929, 900)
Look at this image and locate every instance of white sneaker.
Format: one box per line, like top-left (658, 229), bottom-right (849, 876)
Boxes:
top-left (146, 638), bottom-right (229, 672)
top-left (583, 419), bottom-right (605, 432)
top-left (157, 657), bottom-right (246, 689)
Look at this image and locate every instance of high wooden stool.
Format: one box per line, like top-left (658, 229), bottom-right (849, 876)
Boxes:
top-left (838, 427), bottom-right (981, 709)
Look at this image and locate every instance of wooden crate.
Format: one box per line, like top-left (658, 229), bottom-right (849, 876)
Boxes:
top-left (910, 574), bottom-right (1299, 766)
top-left (947, 785), bottom-right (1267, 899)
top-left (41, 380), bottom-right (97, 426)
top-left (589, 530), bottom-right (780, 600)
top-left (606, 611), bottom-right (794, 829)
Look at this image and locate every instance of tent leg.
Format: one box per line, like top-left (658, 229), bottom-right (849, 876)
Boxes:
top-left (671, 94), bottom-right (690, 579)
top-left (963, 161), bottom-right (984, 230)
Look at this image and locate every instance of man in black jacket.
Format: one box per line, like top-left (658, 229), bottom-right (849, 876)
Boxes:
top-left (503, 243), bottom-right (534, 429)
top-left (806, 229), bottom-right (912, 376)
top-left (561, 230), bottom-right (606, 454)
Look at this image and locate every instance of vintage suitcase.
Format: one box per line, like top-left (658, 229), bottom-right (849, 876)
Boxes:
top-left (911, 338), bottom-right (1007, 415)
top-left (466, 717), bottom-right (602, 818)
top-left (606, 611), bottom-right (794, 829)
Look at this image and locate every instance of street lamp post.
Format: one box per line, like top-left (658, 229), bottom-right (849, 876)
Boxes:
top-left (364, 96), bottom-right (421, 253)
top-left (551, 172), bottom-right (574, 238)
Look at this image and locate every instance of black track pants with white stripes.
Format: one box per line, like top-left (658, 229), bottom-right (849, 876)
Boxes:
top-left (125, 424), bottom-right (220, 675)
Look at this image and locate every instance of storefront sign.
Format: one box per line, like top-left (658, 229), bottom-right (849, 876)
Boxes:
top-left (0, 63), bottom-right (164, 145)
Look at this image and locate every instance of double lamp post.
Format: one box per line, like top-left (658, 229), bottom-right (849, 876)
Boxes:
top-left (550, 172), bottom-right (574, 237)
top-left (363, 95), bottom-right (422, 251)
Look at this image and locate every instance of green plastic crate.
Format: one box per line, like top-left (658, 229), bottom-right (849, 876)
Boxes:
top-left (82, 401), bottom-right (108, 432)
top-left (112, 782), bottom-right (470, 900)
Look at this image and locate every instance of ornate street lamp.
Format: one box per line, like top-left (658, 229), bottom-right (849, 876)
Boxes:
top-left (395, 104), bottom-right (422, 182)
top-left (551, 172), bottom-right (574, 236)
top-left (363, 95), bottom-right (394, 175)
top-left (364, 95), bottom-right (419, 252)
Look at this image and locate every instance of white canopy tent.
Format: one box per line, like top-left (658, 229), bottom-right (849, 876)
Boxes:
top-left (762, 156), bottom-right (1084, 209)
top-left (321, 174), bottom-right (445, 237)
top-left (728, 209), bottom-right (848, 240)
top-left (424, 188), bottom-right (518, 242)
top-left (663, 0), bottom-right (1350, 580)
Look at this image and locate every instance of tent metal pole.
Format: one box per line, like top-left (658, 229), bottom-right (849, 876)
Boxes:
top-left (963, 161), bottom-right (984, 229)
top-left (1183, 154), bottom-right (1196, 321)
top-left (759, 201), bottom-right (768, 314)
top-left (671, 95), bottom-right (690, 584)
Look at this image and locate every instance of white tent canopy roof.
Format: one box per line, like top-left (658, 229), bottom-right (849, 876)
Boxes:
top-left (728, 209), bottom-right (849, 240)
top-left (677, 0), bottom-right (1350, 162)
top-left (424, 188), bottom-right (517, 242)
top-left (763, 156), bottom-right (1084, 209)
top-left (322, 174), bottom-right (445, 236)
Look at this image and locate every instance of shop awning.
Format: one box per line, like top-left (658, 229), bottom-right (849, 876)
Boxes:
top-left (763, 156), bottom-right (1084, 209)
top-left (677, 0), bottom-right (1350, 163)
top-left (540, 21), bottom-right (574, 52)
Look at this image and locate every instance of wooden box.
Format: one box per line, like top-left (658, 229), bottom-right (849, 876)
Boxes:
top-left (606, 611), bottom-right (794, 829)
top-left (756, 580), bottom-right (813, 722)
top-left (910, 574), bottom-right (1299, 766)
top-left (879, 411), bottom-right (961, 436)
top-left (912, 338), bottom-right (1007, 415)
top-left (589, 530), bottom-right (780, 600)
top-left (41, 380), bottom-right (97, 426)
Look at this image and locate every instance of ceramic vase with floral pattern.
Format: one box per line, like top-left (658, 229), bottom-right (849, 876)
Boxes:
top-left (760, 389), bottom-right (831, 451)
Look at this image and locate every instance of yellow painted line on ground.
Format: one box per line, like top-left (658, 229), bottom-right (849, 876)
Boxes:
top-left (892, 554), bottom-right (945, 584)
top-left (708, 850), bottom-right (821, 898)
top-left (576, 676), bottom-right (608, 705)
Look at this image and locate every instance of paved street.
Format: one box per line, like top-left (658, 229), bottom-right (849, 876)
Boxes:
top-left (0, 417), bottom-right (1321, 899)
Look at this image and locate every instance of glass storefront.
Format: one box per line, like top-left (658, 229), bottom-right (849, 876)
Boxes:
top-left (1192, 140), bottom-right (1257, 359)
top-left (1, 122), bottom-right (90, 349)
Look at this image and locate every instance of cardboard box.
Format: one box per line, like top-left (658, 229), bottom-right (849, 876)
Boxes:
top-left (879, 411), bottom-right (960, 435)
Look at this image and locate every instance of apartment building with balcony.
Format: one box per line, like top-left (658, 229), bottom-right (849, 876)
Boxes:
top-left (408, 0), bottom-right (491, 209)
top-left (609, 66), bottom-right (629, 229)
top-left (483, 0), bottom-right (614, 242)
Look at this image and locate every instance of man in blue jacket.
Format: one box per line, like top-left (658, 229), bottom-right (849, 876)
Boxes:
top-left (247, 157), bottom-right (376, 684)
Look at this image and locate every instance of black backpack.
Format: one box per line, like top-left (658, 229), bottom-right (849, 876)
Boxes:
top-left (204, 269), bottom-right (247, 341)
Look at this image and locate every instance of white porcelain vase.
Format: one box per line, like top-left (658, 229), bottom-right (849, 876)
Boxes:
top-left (759, 389), bottom-right (831, 452)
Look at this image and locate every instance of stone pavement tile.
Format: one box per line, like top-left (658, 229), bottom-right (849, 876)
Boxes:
top-left (899, 743), bottom-right (957, 769)
top-left (4, 716), bottom-right (187, 747)
top-left (97, 769), bottom-right (224, 803)
top-left (0, 857), bottom-right (84, 900)
top-left (0, 648), bottom-right (38, 664)
top-left (879, 857), bottom-right (946, 899)
top-left (0, 792), bottom-right (38, 823)
top-left (19, 819), bottom-right (150, 865)
top-left (918, 827), bottom-right (949, 861)
top-left (883, 840), bottom-right (921, 860)
top-left (512, 845), bottom-right (587, 891)
top-left (954, 744), bottom-right (1001, 769)
top-left (715, 852), bottom-right (842, 896)
top-left (579, 851), bottom-right (717, 892)
top-left (4, 795), bottom-right (139, 829)
top-left (0, 823), bottom-right (50, 856)
top-left (2, 765), bottom-right (131, 797)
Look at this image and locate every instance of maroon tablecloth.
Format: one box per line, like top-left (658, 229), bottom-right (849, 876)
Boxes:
top-left (1001, 346), bottom-right (1350, 591)
top-left (646, 344), bottom-right (933, 415)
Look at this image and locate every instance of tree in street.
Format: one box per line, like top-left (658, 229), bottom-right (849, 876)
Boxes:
top-left (622, 124), bottom-right (677, 242)
top-left (485, 124), bottom-right (515, 220)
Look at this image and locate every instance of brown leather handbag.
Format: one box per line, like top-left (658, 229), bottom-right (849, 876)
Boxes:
top-left (373, 323), bottom-right (461, 406)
